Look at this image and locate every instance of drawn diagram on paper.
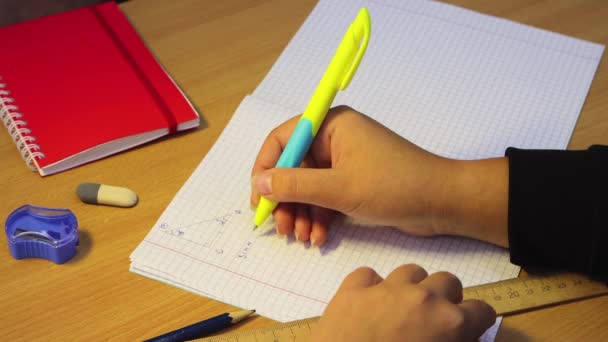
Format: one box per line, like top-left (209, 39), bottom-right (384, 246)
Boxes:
top-left (157, 209), bottom-right (244, 254)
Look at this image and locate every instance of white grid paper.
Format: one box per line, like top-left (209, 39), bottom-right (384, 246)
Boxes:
top-left (254, 0), bottom-right (603, 160)
top-left (131, 0), bottom-right (603, 339)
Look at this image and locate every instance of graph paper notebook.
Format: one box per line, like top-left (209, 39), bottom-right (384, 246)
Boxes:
top-left (131, 0), bottom-right (603, 339)
top-left (0, 2), bottom-right (199, 176)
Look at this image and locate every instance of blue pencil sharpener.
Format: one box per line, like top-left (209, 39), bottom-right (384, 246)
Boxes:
top-left (5, 205), bottom-right (79, 264)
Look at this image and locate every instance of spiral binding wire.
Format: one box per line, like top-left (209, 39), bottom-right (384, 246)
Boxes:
top-left (0, 76), bottom-right (44, 171)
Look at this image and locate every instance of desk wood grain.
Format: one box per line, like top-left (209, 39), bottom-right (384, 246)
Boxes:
top-left (1, 0), bottom-right (606, 340)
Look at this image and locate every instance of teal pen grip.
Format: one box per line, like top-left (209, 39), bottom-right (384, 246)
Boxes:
top-left (276, 119), bottom-right (315, 168)
top-left (254, 119), bottom-right (315, 227)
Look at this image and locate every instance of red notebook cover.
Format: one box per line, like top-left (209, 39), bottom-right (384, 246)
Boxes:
top-left (0, 2), bottom-right (199, 176)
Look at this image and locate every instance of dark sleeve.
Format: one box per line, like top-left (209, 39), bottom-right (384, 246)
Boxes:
top-left (505, 145), bottom-right (608, 280)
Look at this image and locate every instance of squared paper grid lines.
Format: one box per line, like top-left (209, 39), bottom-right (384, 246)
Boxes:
top-left (253, 0), bottom-right (603, 159)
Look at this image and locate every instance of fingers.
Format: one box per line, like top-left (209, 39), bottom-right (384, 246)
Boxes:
top-left (294, 204), bottom-right (311, 241)
top-left (458, 299), bottom-right (497, 340)
top-left (252, 116), bottom-right (301, 174)
top-left (384, 264), bottom-right (428, 286)
top-left (255, 168), bottom-right (349, 212)
top-left (250, 116), bottom-right (301, 207)
top-left (309, 206), bottom-right (332, 246)
top-left (420, 272), bottom-right (463, 304)
top-left (339, 267), bottom-right (384, 290)
top-left (276, 204), bottom-right (332, 246)
top-left (274, 203), bottom-right (294, 236)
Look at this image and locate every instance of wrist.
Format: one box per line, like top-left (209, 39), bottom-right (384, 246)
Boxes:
top-left (433, 157), bottom-right (509, 247)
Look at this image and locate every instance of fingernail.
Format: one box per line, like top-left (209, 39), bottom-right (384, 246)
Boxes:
top-left (276, 226), bottom-right (285, 238)
top-left (310, 235), bottom-right (318, 247)
top-left (295, 230), bottom-right (301, 241)
top-left (255, 172), bottom-right (272, 195)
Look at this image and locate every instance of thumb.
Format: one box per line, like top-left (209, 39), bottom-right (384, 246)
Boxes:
top-left (255, 168), bottom-right (350, 212)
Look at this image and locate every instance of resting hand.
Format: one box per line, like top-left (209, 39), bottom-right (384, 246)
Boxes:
top-left (311, 265), bottom-right (496, 342)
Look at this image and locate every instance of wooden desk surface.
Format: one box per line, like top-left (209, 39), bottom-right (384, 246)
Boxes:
top-left (1, 0), bottom-right (607, 340)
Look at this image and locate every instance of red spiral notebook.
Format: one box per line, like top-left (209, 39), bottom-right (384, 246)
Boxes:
top-left (0, 1), bottom-right (199, 176)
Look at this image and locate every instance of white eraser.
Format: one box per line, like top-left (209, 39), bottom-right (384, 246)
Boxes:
top-left (77, 183), bottom-right (138, 208)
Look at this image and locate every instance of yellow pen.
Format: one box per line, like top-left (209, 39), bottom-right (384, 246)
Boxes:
top-left (254, 8), bottom-right (371, 228)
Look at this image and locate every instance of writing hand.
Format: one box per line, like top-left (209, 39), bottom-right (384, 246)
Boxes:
top-left (251, 106), bottom-right (508, 247)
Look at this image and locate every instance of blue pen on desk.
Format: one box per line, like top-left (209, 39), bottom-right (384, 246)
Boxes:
top-left (144, 309), bottom-right (255, 342)
top-left (253, 8), bottom-right (371, 228)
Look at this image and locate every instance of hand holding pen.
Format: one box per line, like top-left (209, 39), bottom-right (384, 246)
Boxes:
top-left (251, 8), bottom-right (371, 236)
top-left (250, 7), bottom-right (509, 248)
